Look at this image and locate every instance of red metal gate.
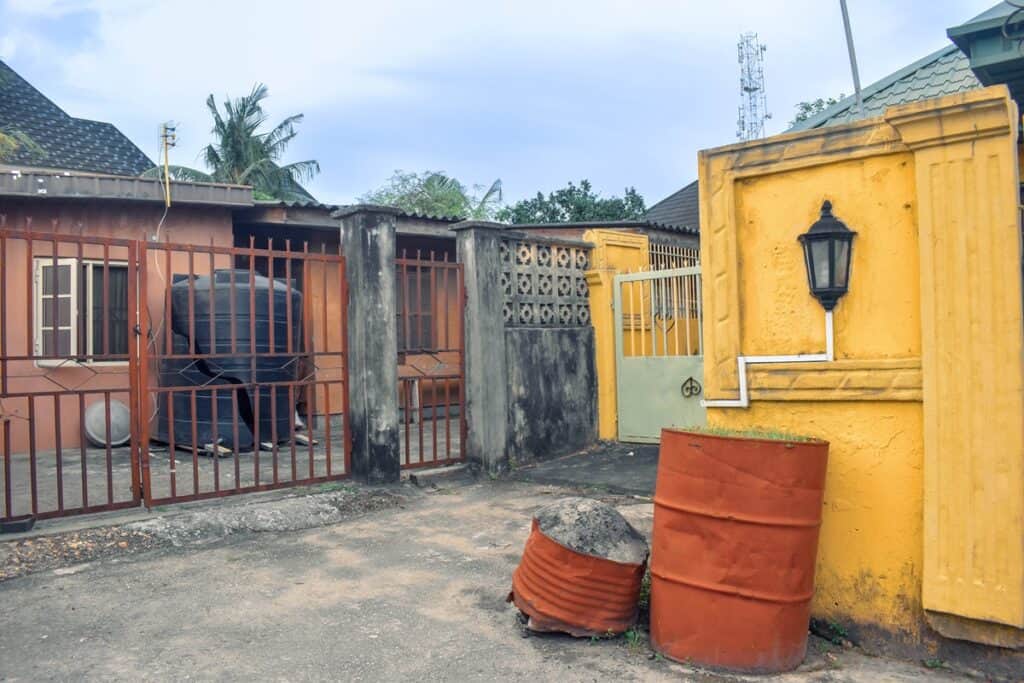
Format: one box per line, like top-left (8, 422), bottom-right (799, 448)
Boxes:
top-left (1, 227), bottom-right (350, 521)
top-left (0, 226), bottom-right (143, 521)
top-left (137, 238), bottom-right (350, 505)
top-left (396, 250), bottom-right (466, 469)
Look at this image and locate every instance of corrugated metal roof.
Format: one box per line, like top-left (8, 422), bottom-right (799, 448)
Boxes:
top-left (644, 180), bottom-right (699, 234)
top-left (788, 44), bottom-right (982, 131)
top-left (255, 199), bottom-right (464, 223)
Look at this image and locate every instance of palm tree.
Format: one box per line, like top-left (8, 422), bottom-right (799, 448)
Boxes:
top-left (361, 171), bottom-right (502, 219)
top-left (0, 128), bottom-right (46, 163)
top-left (0, 131), bottom-right (18, 161)
top-left (469, 178), bottom-right (503, 219)
top-left (144, 83), bottom-right (319, 201)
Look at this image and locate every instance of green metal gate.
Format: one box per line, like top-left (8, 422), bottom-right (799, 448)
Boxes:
top-left (613, 266), bottom-right (705, 442)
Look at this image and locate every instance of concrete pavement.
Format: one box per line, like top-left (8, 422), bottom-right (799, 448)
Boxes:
top-left (0, 479), bottom-right (970, 681)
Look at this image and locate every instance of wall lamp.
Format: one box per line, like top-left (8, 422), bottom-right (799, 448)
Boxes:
top-left (797, 200), bottom-right (856, 311)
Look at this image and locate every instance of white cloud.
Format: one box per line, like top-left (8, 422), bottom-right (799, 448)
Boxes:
top-left (0, 34), bottom-right (19, 60)
top-left (1, 0), bottom-right (999, 202)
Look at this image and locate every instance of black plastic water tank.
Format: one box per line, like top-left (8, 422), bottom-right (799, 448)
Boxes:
top-left (154, 270), bottom-right (303, 451)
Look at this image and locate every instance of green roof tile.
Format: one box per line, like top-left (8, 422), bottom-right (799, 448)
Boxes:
top-left (788, 45), bottom-right (982, 131)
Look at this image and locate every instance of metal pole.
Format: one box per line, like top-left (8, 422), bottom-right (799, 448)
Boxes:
top-left (839, 0), bottom-right (864, 117)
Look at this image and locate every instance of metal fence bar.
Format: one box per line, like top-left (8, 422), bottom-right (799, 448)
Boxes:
top-left (649, 243), bottom-right (700, 271)
top-left (104, 391), bottom-right (114, 505)
top-left (78, 393), bottom-right (87, 508)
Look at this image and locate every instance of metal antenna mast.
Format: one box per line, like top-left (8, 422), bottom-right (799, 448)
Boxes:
top-left (737, 32), bottom-right (771, 141)
top-left (839, 0), bottom-right (863, 117)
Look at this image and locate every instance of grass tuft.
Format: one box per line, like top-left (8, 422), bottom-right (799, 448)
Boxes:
top-left (673, 425), bottom-right (819, 443)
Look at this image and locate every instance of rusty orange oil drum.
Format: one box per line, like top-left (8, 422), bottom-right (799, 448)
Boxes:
top-left (509, 519), bottom-right (646, 637)
top-left (650, 428), bottom-right (829, 673)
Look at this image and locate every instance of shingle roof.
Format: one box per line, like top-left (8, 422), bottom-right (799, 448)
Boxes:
top-left (644, 180), bottom-right (699, 234)
top-left (0, 59), bottom-right (154, 176)
top-left (788, 44), bottom-right (982, 131)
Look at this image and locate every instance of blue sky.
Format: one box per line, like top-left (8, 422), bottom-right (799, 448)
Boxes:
top-left (0, 0), bottom-right (997, 207)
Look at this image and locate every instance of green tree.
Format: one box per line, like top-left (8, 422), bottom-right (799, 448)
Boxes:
top-left (790, 94), bottom-right (846, 126)
top-left (359, 170), bottom-right (503, 220)
top-left (496, 180), bottom-right (645, 224)
top-left (143, 83), bottom-right (319, 201)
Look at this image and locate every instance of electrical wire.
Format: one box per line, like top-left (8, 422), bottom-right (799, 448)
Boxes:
top-left (144, 126), bottom-right (172, 421)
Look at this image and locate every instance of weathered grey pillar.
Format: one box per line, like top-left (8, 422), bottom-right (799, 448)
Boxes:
top-left (336, 206), bottom-right (400, 483)
top-left (454, 222), bottom-right (509, 474)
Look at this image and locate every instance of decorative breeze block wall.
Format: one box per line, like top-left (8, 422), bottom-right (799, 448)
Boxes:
top-left (499, 239), bottom-right (591, 327)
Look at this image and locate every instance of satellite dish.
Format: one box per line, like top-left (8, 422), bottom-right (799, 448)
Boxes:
top-left (83, 399), bottom-right (132, 448)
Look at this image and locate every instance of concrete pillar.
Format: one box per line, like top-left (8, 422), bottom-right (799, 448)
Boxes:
top-left (336, 206), bottom-right (400, 483)
top-left (454, 222), bottom-right (509, 474)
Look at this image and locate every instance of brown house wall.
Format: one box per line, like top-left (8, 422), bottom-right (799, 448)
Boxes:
top-left (0, 199), bottom-right (235, 452)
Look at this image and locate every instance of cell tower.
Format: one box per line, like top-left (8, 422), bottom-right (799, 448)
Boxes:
top-left (737, 33), bottom-right (770, 141)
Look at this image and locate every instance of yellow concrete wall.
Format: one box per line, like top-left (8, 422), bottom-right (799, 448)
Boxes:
top-left (698, 86), bottom-right (1024, 650)
top-left (584, 229), bottom-right (649, 439)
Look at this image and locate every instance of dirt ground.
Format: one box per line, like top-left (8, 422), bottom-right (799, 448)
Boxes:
top-left (0, 478), bottom-right (973, 682)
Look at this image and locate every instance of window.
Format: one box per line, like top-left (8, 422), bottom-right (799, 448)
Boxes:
top-left (34, 259), bottom-right (131, 362)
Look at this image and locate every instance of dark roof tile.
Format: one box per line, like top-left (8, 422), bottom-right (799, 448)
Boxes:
top-left (0, 59), bottom-right (154, 176)
top-left (644, 180), bottom-right (699, 233)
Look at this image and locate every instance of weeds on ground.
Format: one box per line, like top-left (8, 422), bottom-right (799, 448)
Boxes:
top-left (638, 569), bottom-right (652, 609)
top-left (810, 617), bottom-right (851, 646)
top-left (923, 658), bottom-right (946, 670)
top-left (828, 620), bottom-right (848, 641)
top-left (623, 627), bottom-right (645, 651)
top-left (315, 481), bottom-right (352, 494)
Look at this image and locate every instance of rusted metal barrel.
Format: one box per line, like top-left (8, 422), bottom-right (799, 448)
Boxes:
top-left (650, 428), bottom-right (829, 673)
top-left (509, 519), bottom-right (646, 637)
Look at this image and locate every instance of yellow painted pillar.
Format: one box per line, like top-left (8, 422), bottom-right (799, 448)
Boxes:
top-left (584, 229), bottom-right (649, 440)
top-left (887, 89), bottom-right (1024, 646)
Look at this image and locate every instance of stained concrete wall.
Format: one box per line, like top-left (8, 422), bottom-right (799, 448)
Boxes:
top-left (457, 222), bottom-right (597, 472)
top-left (505, 327), bottom-right (596, 463)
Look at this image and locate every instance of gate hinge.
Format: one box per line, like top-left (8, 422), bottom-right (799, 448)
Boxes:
top-left (133, 324), bottom-right (142, 337)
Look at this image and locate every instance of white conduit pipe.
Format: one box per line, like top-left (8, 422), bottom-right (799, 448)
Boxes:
top-left (702, 310), bottom-right (834, 409)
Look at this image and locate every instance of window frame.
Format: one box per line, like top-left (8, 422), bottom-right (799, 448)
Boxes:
top-left (33, 257), bottom-right (131, 367)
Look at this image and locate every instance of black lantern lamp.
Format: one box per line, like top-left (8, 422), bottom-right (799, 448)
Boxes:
top-left (798, 200), bottom-right (856, 311)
